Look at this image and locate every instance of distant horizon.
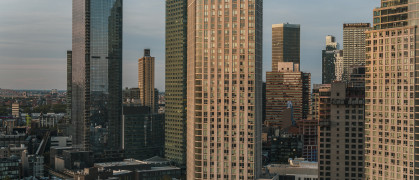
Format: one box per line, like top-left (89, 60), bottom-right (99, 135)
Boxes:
top-left (0, 0), bottom-right (379, 90)
top-left (0, 88), bottom-right (166, 93)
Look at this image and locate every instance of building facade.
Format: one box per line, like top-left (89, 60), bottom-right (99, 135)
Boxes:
top-left (122, 105), bottom-right (165, 160)
top-left (123, 88), bottom-right (141, 104)
top-left (11, 103), bottom-right (19, 118)
top-left (322, 35), bottom-right (339, 84)
top-left (364, 1), bottom-right (419, 179)
top-left (186, 0), bottom-right (263, 179)
top-left (165, 0), bottom-right (188, 167)
top-left (297, 119), bottom-right (318, 162)
top-left (272, 23), bottom-right (300, 71)
top-left (266, 62), bottom-right (311, 129)
top-left (66, 50), bottom-right (72, 124)
top-left (342, 23), bottom-right (370, 81)
top-left (334, 50), bottom-right (344, 82)
top-left (71, 0), bottom-right (123, 155)
top-left (0, 157), bottom-right (20, 179)
top-left (138, 49), bottom-right (156, 113)
top-left (318, 80), bottom-right (365, 180)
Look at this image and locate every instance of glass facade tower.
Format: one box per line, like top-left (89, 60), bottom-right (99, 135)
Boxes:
top-left (165, 0), bottom-right (188, 167)
top-left (71, 0), bottom-right (123, 155)
top-left (272, 23), bottom-right (300, 71)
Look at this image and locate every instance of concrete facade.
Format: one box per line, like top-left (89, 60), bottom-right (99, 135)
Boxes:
top-left (364, 1), bottom-right (419, 179)
top-left (138, 49), bottom-right (156, 113)
top-left (186, 0), bottom-right (263, 179)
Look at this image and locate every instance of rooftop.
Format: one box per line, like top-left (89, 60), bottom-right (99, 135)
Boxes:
top-left (113, 170), bottom-right (132, 175)
top-left (95, 159), bottom-right (148, 168)
top-left (144, 156), bottom-right (170, 163)
top-left (136, 166), bottom-right (181, 173)
top-left (272, 23), bottom-right (300, 28)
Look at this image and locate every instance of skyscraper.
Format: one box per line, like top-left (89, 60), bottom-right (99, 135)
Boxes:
top-left (317, 70), bottom-right (365, 179)
top-left (265, 62), bottom-right (311, 129)
top-left (165, 0), bottom-right (188, 167)
top-left (322, 35), bottom-right (339, 84)
top-left (267, 23), bottom-right (309, 131)
top-left (67, 50), bottom-right (72, 123)
top-left (334, 50), bottom-right (344, 82)
top-left (186, 0), bottom-right (263, 179)
top-left (272, 23), bottom-right (300, 71)
top-left (365, 1), bottom-right (418, 179)
top-left (71, 0), bottom-right (123, 156)
top-left (138, 49), bottom-right (155, 113)
top-left (342, 23), bottom-right (370, 81)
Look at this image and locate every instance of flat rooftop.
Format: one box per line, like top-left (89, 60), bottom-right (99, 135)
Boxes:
top-left (95, 159), bottom-right (148, 168)
top-left (136, 166), bottom-right (181, 173)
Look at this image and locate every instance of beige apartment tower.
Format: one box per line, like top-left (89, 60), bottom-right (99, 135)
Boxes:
top-left (186, 0), bottom-right (263, 179)
top-left (364, 0), bottom-right (419, 179)
top-left (317, 68), bottom-right (365, 180)
top-left (138, 49), bottom-right (155, 113)
top-left (272, 23), bottom-right (300, 71)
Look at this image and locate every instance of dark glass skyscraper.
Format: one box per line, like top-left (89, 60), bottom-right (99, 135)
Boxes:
top-left (165, 0), bottom-right (188, 167)
top-left (71, 0), bottom-right (123, 156)
top-left (272, 23), bottom-right (300, 71)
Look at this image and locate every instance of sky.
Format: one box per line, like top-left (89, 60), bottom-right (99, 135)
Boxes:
top-left (0, 0), bottom-right (380, 91)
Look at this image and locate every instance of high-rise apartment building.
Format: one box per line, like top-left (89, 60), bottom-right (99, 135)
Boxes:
top-left (71, 0), bottom-right (123, 156)
top-left (322, 35), bottom-right (339, 84)
top-left (272, 23), bottom-right (300, 71)
top-left (365, 1), bottom-right (419, 179)
top-left (186, 0), bottom-right (263, 179)
top-left (265, 62), bottom-right (311, 129)
top-left (138, 49), bottom-right (156, 113)
top-left (318, 72), bottom-right (365, 179)
top-left (165, 0), bottom-right (188, 167)
top-left (342, 23), bottom-right (370, 81)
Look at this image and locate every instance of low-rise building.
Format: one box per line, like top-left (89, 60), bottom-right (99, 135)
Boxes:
top-left (50, 136), bottom-right (72, 148)
top-left (73, 159), bottom-right (182, 180)
top-left (136, 166), bottom-right (181, 180)
top-left (262, 158), bottom-right (318, 180)
top-left (21, 150), bottom-right (44, 178)
top-left (12, 103), bottom-right (20, 118)
top-left (0, 157), bottom-right (20, 179)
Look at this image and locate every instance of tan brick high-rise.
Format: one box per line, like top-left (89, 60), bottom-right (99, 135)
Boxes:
top-left (365, 1), bottom-right (419, 179)
top-left (186, 0), bottom-right (263, 179)
top-left (317, 70), bottom-right (365, 179)
top-left (138, 49), bottom-right (155, 113)
top-left (265, 62), bottom-right (311, 129)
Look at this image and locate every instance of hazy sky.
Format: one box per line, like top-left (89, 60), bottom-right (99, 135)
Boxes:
top-left (0, 0), bottom-right (379, 91)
